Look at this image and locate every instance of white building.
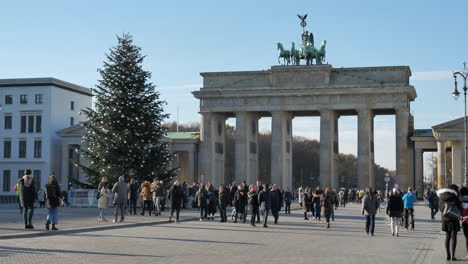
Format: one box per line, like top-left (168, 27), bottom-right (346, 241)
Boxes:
top-left (0, 78), bottom-right (92, 199)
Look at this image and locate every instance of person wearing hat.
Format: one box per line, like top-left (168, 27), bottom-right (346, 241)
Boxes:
top-left (386, 188), bottom-right (404, 236)
top-left (402, 187), bottom-right (417, 231)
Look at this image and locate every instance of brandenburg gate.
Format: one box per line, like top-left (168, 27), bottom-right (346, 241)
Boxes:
top-left (193, 65), bottom-right (417, 190)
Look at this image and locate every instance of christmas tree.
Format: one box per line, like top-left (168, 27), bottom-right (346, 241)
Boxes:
top-left (79, 34), bottom-right (176, 186)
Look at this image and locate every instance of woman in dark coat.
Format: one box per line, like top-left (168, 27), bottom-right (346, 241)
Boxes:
top-left (386, 188), bottom-right (404, 236)
top-left (303, 188), bottom-right (311, 220)
top-left (321, 187), bottom-right (333, 229)
top-left (248, 185), bottom-right (259, 227)
top-left (19, 170), bottom-right (37, 229)
top-left (206, 184), bottom-right (217, 220)
top-left (312, 189), bottom-right (322, 221)
top-left (218, 186), bottom-right (229, 222)
top-left (169, 181), bottom-right (183, 223)
top-left (233, 185), bottom-right (246, 223)
top-left (437, 185), bottom-right (463, 261)
top-left (45, 175), bottom-right (63, 230)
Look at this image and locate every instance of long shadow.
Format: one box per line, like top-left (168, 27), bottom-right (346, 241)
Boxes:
top-left (0, 245), bottom-right (164, 258)
top-left (67, 233), bottom-right (264, 246)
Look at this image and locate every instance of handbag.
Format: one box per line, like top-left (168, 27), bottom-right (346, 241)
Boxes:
top-left (443, 202), bottom-right (461, 221)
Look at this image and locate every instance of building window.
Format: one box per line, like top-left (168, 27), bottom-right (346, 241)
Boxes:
top-left (3, 170), bottom-right (10, 192)
top-left (3, 140), bottom-right (11, 158)
top-left (71, 101), bottom-right (75, 110)
top-left (4, 114), bottom-right (12, 129)
top-left (18, 170), bottom-right (23, 179)
top-left (34, 140), bottom-right (42, 158)
top-left (19, 140), bottom-right (26, 158)
top-left (36, 115), bottom-right (42, 133)
top-left (33, 170), bottom-right (41, 191)
top-left (70, 117), bottom-right (74, 126)
top-left (35, 94), bottom-right (43, 104)
top-left (28, 116), bottom-right (34, 133)
top-left (5, 95), bottom-right (12, 105)
top-left (20, 95), bottom-right (28, 104)
top-left (20, 116), bottom-right (26, 133)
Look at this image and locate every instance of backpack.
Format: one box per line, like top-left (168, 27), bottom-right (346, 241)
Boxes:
top-left (443, 202), bottom-right (461, 221)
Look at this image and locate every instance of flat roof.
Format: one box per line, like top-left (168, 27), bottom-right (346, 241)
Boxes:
top-left (0, 77), bottom-right (92, 96)
top-left (165, 132), bottom-right (200, 140)
top-left (412, 129), bottom-right (433, 137)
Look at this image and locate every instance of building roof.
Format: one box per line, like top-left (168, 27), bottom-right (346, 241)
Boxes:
top-left (165, 132), bottom-right (200, 140)
top-left (412, 129), bottom-right (433, 137)
top-left (0, 78), bottom-right (92, 96)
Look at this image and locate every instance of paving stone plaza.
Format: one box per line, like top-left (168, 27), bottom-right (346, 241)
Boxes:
top-left (0, 203), bottom-right (465, 263)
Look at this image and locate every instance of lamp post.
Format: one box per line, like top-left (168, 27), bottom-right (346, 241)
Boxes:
top-left (452, 62), bottom-right (468, 186)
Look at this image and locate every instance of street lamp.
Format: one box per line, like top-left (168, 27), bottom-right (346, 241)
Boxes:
top-left (452, 62), bottom-right (468, 186)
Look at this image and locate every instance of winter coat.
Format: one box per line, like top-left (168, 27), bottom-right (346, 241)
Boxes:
top-left (207, 191), bottom-right (217, 214)
top-left (361, 194), bottom-right (379, 216)
top-left (386, 194), bottom-right (404, 217)
top-left (129, 182), bottom-right (140, 200)
top-left (37, 190), bottom-right (45, 202)
top-left (98, 187), bottom-right (112, 209)
top-left (303, 193), bottom-right (311, 213)
top-left (195, 189), bottom-right (209, 208)
top-left (234, 190), bottom-right (246, 213)
top-left (19, 177), bottom-right (37, 207)
top-left (248, 191), bottom-right (259, 211)
top-left (284, 191), bottom-right (292, 204)
top-left (312, 194), bottom-right (321, 205)
top-left (427, 191), bottom-right (438, 210)
top-left (45, 182), bottom-right (62, 209)
top-left (258, 188), bottom-right (271, 210)
top-left (320, 193), bottom-right (333, 217)
top-left (170, 185), bottom-right (183, 209)
top-left (218, 190), bottom-right (229, 209)
top-left (402, 192), bottom-right (417, 208)
top-left (141, 185), bottom-right (152, 201)
top-left (112, 180), bottom-right (128, 204)
top-left (153, 183), bottom-right (164, 197)
top-left (270, 189), bottom-right (282, 212)
top-left (437, 188), bottom-right (462, 232)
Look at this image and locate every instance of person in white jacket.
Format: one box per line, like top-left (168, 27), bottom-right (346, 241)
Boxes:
top-left (98, 182), bottom-right (112, 222)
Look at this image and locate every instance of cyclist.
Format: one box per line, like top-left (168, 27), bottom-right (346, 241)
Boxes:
top-left (402, 187), bottom-right (417, 231)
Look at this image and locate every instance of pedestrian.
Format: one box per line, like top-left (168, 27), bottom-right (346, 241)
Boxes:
top-left (19, 169), bottom-right (36, 229)
top-left (169, 181), bottom-right (183, 223)
top-left (284, 188), bottom-right (292, 214)
top-left (386, 188), bottom-right (404, 236)
top-left (321, 187), bottom-right (333, 229)
top-left (206, 184), bottom-right (217, 220)
top-left (98, 182), bottom-right (111, 221)
top-left (128, 179), bottom-right (139, 215)
top-left (258, 184), bottom-right (271, 228)
top-left (195, 184), bottom-right (209, 221)
top-left (45, 175), bottom-right (63, 230)
top-left (459, 186), bottom-right (468, 256)
top-left (427, 188), bottom-right (439, 220)
top-left (218, 186), bottom-right (229, 222)
top-left (256, 183), bottom-right (263, 223)
top-left (303, 188), bottom-right (311, 220)
top-left (313, 189), bottom-right (322, 221)
top-left (233, 184), bottom-right (247, 223)
top-left (248, 185), bottom-right (259, 227)
top-left (361, 187), bottom-right (379, 236)
top-left (270, 185), bottom-right (282, 224)
top-left (37, 188), bottom-right (45, 208)
top-left (402, 187), bottom-right (417, 231)
top-left (112, 176), bottom-right (128, 223)
top-left (298, 186), bottom-right (304, 207)
top-left (153, 180), bottom-right (164, 216)
top-left (330, 188), bottom-right (339, 221)
top-left (140, 181), bottom-right (153, 216)
top-left (437, 185), bottom-right (463, 261)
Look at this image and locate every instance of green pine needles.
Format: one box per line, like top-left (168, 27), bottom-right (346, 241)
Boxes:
top-left (78, 34), bottom-right (176, 186)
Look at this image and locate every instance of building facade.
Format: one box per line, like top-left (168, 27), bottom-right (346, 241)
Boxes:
top-left (0, 78), bottom-right (92, 199)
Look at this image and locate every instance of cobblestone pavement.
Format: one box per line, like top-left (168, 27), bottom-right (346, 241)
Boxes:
top-left (0, 203), bottom-right (466, 264)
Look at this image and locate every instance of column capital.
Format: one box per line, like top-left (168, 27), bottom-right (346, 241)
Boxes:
top-left (356, 108), bottom-right (373, 115)
top-left (395, 107), bottom-right (409, 115)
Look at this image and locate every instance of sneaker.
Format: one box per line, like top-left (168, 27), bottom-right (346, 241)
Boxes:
top-left (200, 218), bottom-right (203, 221)
top-left (112, 220), bottom-right (117, 223)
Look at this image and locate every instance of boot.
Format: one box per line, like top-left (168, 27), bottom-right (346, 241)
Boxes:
top-left (51, 224), bottom-right (58, 230)
top-left (45, 222), bottom-right (50, 230)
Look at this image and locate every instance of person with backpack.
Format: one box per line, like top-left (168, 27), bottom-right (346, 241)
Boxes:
top-left (402, 187), bottom-right (417, 231)
top-left (45, 175), bottom-right (63, 230)
top-left (19, 169), bottom-right (36, 229)
top-left (437, 185), bottom-right (463, 261)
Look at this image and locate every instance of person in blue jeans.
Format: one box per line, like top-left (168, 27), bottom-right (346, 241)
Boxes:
top-left (361, 187), bottom-right (379, 236)
top-left (402, 187), bottom-right (417, 231)
top-left (45, 175), bottom-right (63, 230)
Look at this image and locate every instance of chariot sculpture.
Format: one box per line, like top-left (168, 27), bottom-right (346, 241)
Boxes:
top-left (277, 14), bottom-right (327, 66)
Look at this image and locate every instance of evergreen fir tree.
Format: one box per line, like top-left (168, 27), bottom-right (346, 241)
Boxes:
top-left (79, 34), bottom-right (176, 186)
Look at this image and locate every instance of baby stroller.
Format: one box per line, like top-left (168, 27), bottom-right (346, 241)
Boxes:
top-left (231, 208), bottom-right (248, 221)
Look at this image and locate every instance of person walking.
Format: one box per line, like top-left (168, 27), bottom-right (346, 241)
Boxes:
top-left (98, 182), bottom-right (111, 221)
top-left (19, 170), bottom-right (36, 229)
top-left (140, 181), bottom-right (152, 216)
top-left (218, 186), bottom-right (229, 222)
top-left (303, 188), bottom-right (311, 220)
top-left (402, 187), bottom-right (417, 231)
top-left (459, 186), bottom-right (468, 256)
top-left (312, 189), bottom-right (322, 221)
top-left (284, 188), bottom-right (292, 214)
top-left (248, 185), bottom-right (259, 227)
top-left (438, 185), bottom-right (463, 261)
top-left (233, 185), bottom-right (247, 223)
top-left (256, 184), bottom-right (263, 223)
top-left (128, 179), bottom-right (139, 215)
top-left (386, 188), bottom-right (404, 236)
top-left (427, 189), bottom-right (439, 220)
top-left (153, 180), bottom-right (164, 216)
top-left (206, 184), bottom-right (217, 220)
top-left (112, 176), bottom-right (128, 223)
top-left (270, 185), bottom-right (282, 224)
top-left (45, 175), bottom-right (63, 230)
top-left (37, 188), bottom-right (45, 208)
top-left (258, 184), bottom-right (271, 228)
top-left (195, 185), bottom-right (209, 221)
top-left (321, 187), bottom-right (333, 229)
top-left (298, 186), bottom-right (304, 207)
top-left (169, 181), bottom-right (183, 223)
top-left (361, 187), bottom-right (379, 236)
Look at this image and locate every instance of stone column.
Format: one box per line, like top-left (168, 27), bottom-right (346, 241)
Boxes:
top-left (357, 109), bottom-right (375, 188)
top-left (187, 150), bottom-right (195, 184)
top-left (437, 141), bottom-right (446, 188)
top-left (60, 142), bottom-right (69, 187)
top-left (320, 109), bottom-right (338, 188)
top-left (235, 112), bottom-right (259, 185)
top-left (395, 108), bottom-right (411, 190)
top-left (451, 141), bottom-right (463, 186)
top-left (271, 111), bottom-right (293, 190)
top-left (414, 148), bottom-right (424, 199)
top-left (199, 112), bottom-right (226, 186)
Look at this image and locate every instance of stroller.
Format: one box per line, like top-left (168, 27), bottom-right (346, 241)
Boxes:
top-left (231, 208), bottom-right (248, 221)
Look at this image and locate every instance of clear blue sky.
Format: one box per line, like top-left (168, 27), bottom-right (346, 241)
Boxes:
top-left (1, 0), bottom-right (467, 171)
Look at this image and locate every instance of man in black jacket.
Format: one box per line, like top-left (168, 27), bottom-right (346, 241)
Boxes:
top-left (271, 185), bottom-right (282, 224)
top-left (195, 185), bottom-right (209, 221)
top-left (218, 186), bottom-right (229, 222)
top-left (258, 184), bottom-right (271, 228)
